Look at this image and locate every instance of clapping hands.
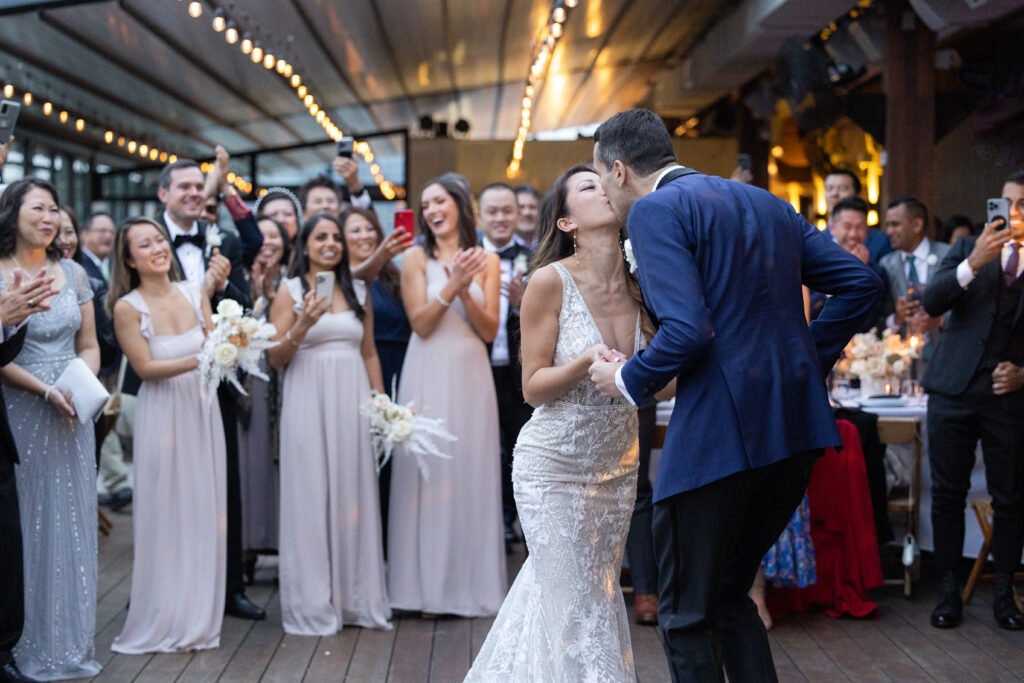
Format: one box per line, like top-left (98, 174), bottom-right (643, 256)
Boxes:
top-left (0, 268), bottom-right (59, 326)
top-left (444, 247), bottom-right (487, 293)
top-left (202, 248), bottom-right (232, 298)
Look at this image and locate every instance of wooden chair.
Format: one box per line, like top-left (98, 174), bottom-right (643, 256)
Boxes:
top-left (877, 417), bottom-right (922, 597)
top-left (962, 499), bottom-right (1024, 607)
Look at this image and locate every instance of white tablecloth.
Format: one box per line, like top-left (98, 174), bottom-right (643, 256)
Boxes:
top-left (656, 399), bottom-right (991, 559)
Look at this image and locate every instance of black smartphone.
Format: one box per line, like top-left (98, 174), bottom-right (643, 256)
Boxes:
top-left (0, 99), bottom-right (20, 143)
top-left (336, 136), bottom-right (354, 159)
top-left (736, 153), bottom-right (752, 172)
top-left (988, 198), bottom-right (1010, 230)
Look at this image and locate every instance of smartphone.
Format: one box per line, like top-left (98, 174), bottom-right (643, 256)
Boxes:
top-left (0, 100), bottom-right (20, 143)
top-left (336, 136), bottom-right (354, 159)
top-left (394, 209), bottom-right (415, 242)
top-left (315, 271), bottom-right (335, 302)
top-left (736, 153), bottom-right (752, 172)
top-left (988, 197), bottom-right (1011, 230)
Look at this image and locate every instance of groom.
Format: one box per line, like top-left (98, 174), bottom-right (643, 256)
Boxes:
top-left (588, 109), bottom-right (881, 681)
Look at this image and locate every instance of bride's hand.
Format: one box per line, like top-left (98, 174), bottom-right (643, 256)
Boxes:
top-left (581, 343), bottom-right (615, 366)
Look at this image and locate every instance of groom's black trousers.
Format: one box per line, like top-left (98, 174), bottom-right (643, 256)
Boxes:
top-left (653, 449), bottom-right (819, 683)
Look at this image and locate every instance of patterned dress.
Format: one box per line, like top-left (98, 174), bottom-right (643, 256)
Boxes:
top-left (467, 262), bottom-right (641, 682)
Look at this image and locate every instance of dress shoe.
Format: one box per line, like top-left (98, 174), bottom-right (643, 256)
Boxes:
top-left (993, 573), bottom-right (1024, 630)
top-left (0, 653), bottom-right (37, 683)
top-left (634, 593), bottom-right (658, 626)
top-left (930, 571), bottom-right (962, 629)
top-left (107, 487), bottom-right (133, 512)
top-left (225, 591), bottom-right (266, 620)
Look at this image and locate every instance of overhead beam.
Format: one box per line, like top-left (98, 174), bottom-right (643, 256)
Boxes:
top-left (366, 0), bottom-right (419, 121)
top-left (0, 0), bottom-right (110, 17)
top-left (439, 0), bottom-right (463, 120)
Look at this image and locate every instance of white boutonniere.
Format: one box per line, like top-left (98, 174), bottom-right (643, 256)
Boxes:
top-left (513, 253), bottom-right (530, 277)
top-left (205, 225), bottom-right (223, 258)
top-left (623, 238), bottom-right (637, 273)
top-left (926, 253), bottom-right (938, 266)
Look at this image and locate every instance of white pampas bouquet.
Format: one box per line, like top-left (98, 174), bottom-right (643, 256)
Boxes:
top-left (360, 389), bottom-right (456, 481)
top-left (198, 299), bottom-right (278, 402)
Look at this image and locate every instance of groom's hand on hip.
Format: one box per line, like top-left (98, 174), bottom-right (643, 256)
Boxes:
top-left (589, 360), bottom-right (624, 398)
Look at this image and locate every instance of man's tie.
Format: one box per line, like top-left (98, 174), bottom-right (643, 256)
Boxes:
top-left (906, 254), bottom-right (920, 285)
top-left (173, 232), bottom-right (204, 249)
top-left (99, 260), bottom-right (110, 282)
top-left (1004, 242), bottom-right (1021, 287)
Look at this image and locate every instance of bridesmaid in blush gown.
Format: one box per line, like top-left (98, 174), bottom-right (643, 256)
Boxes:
top-left (269, 213), bottom-right (391, 634)
top-left (108, 217), bottom-right (228, 653)
top-left (388, 176), bottom-right (506, 617)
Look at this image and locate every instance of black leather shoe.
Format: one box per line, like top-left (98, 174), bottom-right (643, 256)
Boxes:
top-left (993, 573), bottom-right (1024, 630)
top-left (225, 591), bottom-right (266, 620)
top-left (930, 571), bottom-right (962, 629)
top-left (0, 653), bottom-right (37, 683)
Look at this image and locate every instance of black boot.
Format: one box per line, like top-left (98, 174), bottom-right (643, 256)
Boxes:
top-left (930, 571), bottom-right (962, 629)
top-left (993, 573), bottom-right (1024, 630)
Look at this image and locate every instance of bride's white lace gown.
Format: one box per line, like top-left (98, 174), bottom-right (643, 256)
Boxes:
top-left (466, 262), bottom-right (640, 682)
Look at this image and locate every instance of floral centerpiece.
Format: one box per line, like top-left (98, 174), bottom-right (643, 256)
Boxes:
top-left (361, 390), bottom-right (457, 481)
top-left (834, 328), bottom-right (919, 396)
top-left (198, 299), bottom-right (278, 402)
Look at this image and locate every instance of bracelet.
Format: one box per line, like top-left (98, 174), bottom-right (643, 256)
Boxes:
top-left (43, 385), bottom-right (54, 401)
top-left (435, 292), bottom-right (452, 308)
top-left (285, 330), bottom-right (301, 347)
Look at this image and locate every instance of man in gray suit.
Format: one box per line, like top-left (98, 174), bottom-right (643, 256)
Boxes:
top-left (880, 196), bottom-right (950, 374)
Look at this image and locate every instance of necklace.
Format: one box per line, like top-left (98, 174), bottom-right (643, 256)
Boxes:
top-left (7, 253), bottom-right (50, 278)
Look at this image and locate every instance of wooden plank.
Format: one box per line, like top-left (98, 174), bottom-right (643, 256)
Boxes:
top-left (428, 618), bottom-right (472, 681)
top-left (134, 652), bottom-right (195, 682)
top-left (769, 638), bottom-right (808, 683)
top-left (469, 616), bottom-right (494, 662)
top-left (176, 583), bottom-right (272, 682)
top-left (768, 619), bottom-right (850, 682)
top-left (386, 618), bottom-right (433, 683)
top-left (261, 633), bottom-right (319, 682)
top-left (90, 648), bottom-right (151, 682)
top-left (832, 611), bottom-right (932, 681)
top-left (795, 613), bottom-right (889, 681)
top-left (302, 629), bottom-right (359, 681)
top-left (218, 588), bottom-right (286, 682)
top-left (345, 625), bottom-right (397, 682)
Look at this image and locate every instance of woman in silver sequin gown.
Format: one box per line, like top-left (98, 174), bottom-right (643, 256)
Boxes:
top-left (0, 178), bottom-right (102, 680)
top-left (468, 164), bottom-right (665, 682)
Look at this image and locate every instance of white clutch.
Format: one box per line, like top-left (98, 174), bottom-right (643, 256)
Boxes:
top-left (53, 358), bottom-right (109, 424)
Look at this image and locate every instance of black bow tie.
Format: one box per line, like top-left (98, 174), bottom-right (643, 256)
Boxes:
top-left (173, 232), bottom-right (204, 249)
top-left (496, 244), bottom-right (521, 260)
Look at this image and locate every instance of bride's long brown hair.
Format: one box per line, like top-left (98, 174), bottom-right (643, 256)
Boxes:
top-left (529, 162), bottom-right (656, 343)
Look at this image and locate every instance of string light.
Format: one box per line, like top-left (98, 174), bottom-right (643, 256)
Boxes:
top-left (263, 53), bottom-right (275, 70)
top-left (188, 1), bottom-right (202, 18)
top-left (225, 22), bottom-right (238, 44)
top-left (251, 45), bottom-right (263, 63)
top-left (127, 140), bottom-right (137, 153)
top-left (240, 34), bottom-right (253, 54)
top-left (2, 85), bottom-right (12, 98)
top-left (22, 92), bottom-right (32, 106)
top-left (59, 110), bottom-right (68, 124)
top-left (139, 144), bottom-right (148, 156)
top-left (212, 9), bottom-right (226, 32)
top-left (42, 102), bottom-right (52, 115)
top-left (104, 130), bottom-right (113, 143)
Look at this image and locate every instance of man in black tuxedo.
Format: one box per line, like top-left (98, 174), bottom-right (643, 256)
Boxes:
top-left (478, 183), bottom-right (533, 548)
top-left (121, 158), bottom-right (264, 620)
top-left (922, 170), bottom-right (1024, 630)
top-left (1, 269), bottom-right (58, 683)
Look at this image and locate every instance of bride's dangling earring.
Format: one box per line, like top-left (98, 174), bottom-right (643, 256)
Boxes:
top-left (573, 231), bottom-right (579, 266)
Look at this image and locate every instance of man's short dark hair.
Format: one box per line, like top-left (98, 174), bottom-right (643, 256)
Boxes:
top-left (478, 182), bottom-right (516, 203)
top-left (158, 158), bottom-right (201, 190)
top-left (887, 195), bottom-right (929, 227)
top-left (594, 109), bottom-right (677, 177)
top-left (298, 174), bottom-right (341, 208)
top-left (1005, 170), bottom-right (1024, 187)
top-left (825, 168), bottom-right (862, 196)
top-left (831, 196), bottom-right (869, 220)
top-left (84, 211), bottom-right (114, 230)
top-left (514, 184), bottom-right (541, 200)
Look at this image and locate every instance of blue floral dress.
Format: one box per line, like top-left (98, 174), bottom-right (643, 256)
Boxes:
top-left (761, 493), bottom-right (816, 588)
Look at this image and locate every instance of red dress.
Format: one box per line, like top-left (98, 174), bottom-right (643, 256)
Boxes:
top-left (768, 419), bottom-right (883, 618)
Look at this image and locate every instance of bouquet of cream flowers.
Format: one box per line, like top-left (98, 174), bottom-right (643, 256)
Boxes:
top-left (198, 299), bottom-right (278, 402)
top-left (835, 328), bottom-right (918, 381)
top-left (360, 390), bottom-right (457, 481)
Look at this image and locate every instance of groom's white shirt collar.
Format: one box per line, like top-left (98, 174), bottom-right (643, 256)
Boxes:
top-left (652, 165), bottom-right (684, 192)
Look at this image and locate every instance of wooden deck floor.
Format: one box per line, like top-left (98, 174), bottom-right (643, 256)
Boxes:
top-left (82, 510), bottom-right (1024, 682)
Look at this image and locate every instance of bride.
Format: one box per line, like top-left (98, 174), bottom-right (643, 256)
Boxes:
top-left (466, 163), bottom-right (670, 682)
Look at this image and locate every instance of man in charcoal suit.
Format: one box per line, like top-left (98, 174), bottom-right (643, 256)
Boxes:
top-left (922, 171), bottom-right (1024, 631)
top-left (1, 269), bottom-right (58, 683)
top-left (478, 183), bottom-right (533, 549)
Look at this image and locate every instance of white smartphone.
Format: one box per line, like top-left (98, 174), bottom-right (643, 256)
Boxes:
top-left (315, 271), bottom-right (335, 302)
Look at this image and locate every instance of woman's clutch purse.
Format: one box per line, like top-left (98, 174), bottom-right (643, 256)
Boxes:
top-left (54, 358), bottom-right (110, 424)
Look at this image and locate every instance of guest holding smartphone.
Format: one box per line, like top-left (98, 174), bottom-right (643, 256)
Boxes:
top-left (388, 176), bottom-right (506, 618)
top-left (109, 217), bottom-right (228, 653)
top-left (269, 213), bottom-right (391, 634)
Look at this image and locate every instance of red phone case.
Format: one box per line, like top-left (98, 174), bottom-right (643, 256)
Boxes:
top-left (394, 210), bottom-right (415, 242)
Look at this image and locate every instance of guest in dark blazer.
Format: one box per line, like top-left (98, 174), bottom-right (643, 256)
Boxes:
top-left (119, 158), bottom-right (264, 622)
top-left (0, 268), bottom-right (57, 683)
top-left (921, 171), bottom-right (1024, 631)
top-left (478, 183), bottom-right (533, 547)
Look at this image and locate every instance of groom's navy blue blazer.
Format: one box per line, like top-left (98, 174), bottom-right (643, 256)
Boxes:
top-left (620, 171), bottom-right (883, 502)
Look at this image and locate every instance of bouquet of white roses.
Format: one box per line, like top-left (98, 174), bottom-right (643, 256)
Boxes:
top-left (198, 299), bottom-right (278, 402)
top-left (360, 390), bottom-right (456, 481)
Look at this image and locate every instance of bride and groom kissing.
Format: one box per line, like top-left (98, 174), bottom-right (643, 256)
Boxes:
top-left (466, 109), bottom-right (882, 682)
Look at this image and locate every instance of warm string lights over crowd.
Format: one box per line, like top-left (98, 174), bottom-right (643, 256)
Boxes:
top-left (507, 0), bottom-right (579, 179)
top-left (180, 0), bottom-right (400, 201)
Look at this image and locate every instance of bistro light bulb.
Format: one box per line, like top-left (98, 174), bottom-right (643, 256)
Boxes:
top-left (304, 94), bottom-right (313, 106)
top-left (104, 130), bottom-right (113, 143)
top-left (225, 23), bottom-right (238, 44)
top-left (291, 73), bottom-right (301, 87)
top-left (251, 45), bottom-right (263, 63)
top-left (552, 6), bottom-right (566, 22)
top-left (42, 101), bottom-right (52, 115)
top-left (297, 85), bottom-right (307, 98)
top-left (263, 53), bottom-right (275, 69)
top-left (551, 22), bottom-right (563, 37)
top-left (159, 152), bottom-right (168, 162)
top-left (241, 34), bottom-right (253, 54)
top-left (149, 148), bottom-right (159, 161)
top-left (212, 10), bottom-right (225, 32)
top-left (169, 154), bottom-right (178, 163)
top-left (2, 84), bottom-right (12, 98)
top-left (139, 144), bottom-right (148, 156)
top-left (117, 136), bottom-right (125, 146)
top-left (316, 110), bottom-right (325, 122)
top-left (127, 140), bottom-right (136, 153)
top-left (276, 59), bottom-right (286, 74)
top-left (22, 92), bottom-right (31, 106)
top-left (188, 2), bottom-right (201, 18)
top-left (59, 110), bottom-right (68, 123)
top-left (565, 0), bottom-right (578, 6)
top-left (75, 118), bottom-right (85, 131)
